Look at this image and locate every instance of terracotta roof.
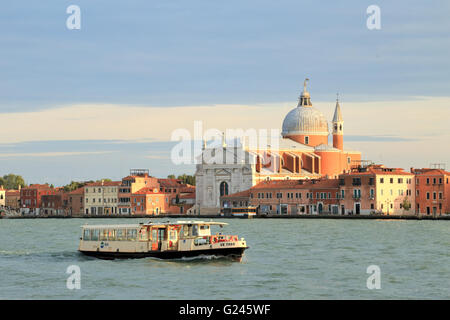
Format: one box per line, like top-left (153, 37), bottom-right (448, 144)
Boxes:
top-left (6, 190), bottom-right (20, 196)
top-left (179, 193), bottom-right (195, 199)
top-left (180, 186), bottom-right (195, 193)
top-left (24, 184), bottom-right (53, 189)
top-left (221, 189), bottom-right (251, 199)
top-left (133, 187), bottom-right (164, 195)
top-left (69, 187), bottom-right (84, 195)
top-left (342, 165), bottom-right (414, 176)
top-left (158, 178), bottom-right (183, 187)
top-left (250, 178), bottom-right (339, 190)
top-left (412, 168), bottom-right (450, 175)
top-left (85, 181), bottom-right (122, 187)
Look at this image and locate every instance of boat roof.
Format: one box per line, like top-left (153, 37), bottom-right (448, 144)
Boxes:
top-left (81, 220), bottom-right (228, 229)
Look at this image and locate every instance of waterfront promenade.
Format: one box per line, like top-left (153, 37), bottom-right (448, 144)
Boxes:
top-left (2, 213), bottom-right (449, 220)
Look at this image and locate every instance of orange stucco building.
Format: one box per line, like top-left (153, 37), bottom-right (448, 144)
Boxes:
top-left (412, 168), bottom-right (450, 216)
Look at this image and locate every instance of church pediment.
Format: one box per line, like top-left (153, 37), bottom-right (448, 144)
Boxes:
top-left (215, 168), bottom-right (232, 176)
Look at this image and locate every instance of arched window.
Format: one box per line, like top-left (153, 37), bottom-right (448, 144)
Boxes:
top-left (219, 181), bottom-right (229, 197)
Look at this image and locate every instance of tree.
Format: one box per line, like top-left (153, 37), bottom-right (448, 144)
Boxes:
top-left (177, 174), bottom-right (195, 186)
top-left (63, 181), bottom-right (87, 192)
top-left (167, 174), bottom-right (195, 185)
top-left (0, 174), bottom-right (27, 189)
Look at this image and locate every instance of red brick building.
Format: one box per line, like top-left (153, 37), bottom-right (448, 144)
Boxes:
top-left (68, 187), bottom-right (84, 216)
top-left (5, 189), bottom-right (21, 209)
top-left (40, 193), bottom-right (67, 216)
top-left (20, 184), bottom-right (58, 215)
top-left (412, 168), bottom-right (450, 216)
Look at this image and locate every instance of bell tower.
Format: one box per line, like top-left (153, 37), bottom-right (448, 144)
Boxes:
top-left (332, 94), bottom-right (344, 150)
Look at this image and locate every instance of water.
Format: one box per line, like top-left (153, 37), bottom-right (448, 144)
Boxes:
top-left (0, 218), bottom-right (449, 299)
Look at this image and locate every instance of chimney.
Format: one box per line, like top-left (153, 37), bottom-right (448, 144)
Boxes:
top-left (101, 179), bottom-right (104, 186)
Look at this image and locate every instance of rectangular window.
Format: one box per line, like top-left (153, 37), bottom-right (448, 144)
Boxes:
top-left (305, 136), bottom-right (309, 145)
top-left (127, 229), bottom-right (137, 241)
top-left (83, 229), bottom-right (91, 241)
top-left (116, 229), bottom-right (126, 241)
top-left (91, 229), bottom-right (99, 241)
top-left (100, 229), bottom-right (108, 241)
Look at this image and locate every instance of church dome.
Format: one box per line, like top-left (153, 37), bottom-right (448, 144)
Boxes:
top-left (281, 79), bottom-right (329, 137)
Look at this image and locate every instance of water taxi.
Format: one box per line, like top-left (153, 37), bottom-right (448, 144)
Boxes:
top-left (221, 206), bottom-right (257, 218)
top-left (78, 221), bottom-right (248, 261)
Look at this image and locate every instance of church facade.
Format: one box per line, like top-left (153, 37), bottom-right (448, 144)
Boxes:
top-left (192, 79), bottom-right (361, 215)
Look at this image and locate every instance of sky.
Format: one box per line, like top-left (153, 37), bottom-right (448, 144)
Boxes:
top-left (0, 1), bottom-right (449, 186)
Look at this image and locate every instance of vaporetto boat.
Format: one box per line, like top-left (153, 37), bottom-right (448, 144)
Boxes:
top-left (78, 221), bottom-right (249, 261)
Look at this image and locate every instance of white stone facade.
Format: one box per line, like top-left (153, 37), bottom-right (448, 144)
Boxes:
top-left (195, 146), bottom-right (255, 214)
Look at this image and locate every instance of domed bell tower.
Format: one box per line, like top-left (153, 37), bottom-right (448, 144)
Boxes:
top-left (332, 94), bottom-right (344, 150)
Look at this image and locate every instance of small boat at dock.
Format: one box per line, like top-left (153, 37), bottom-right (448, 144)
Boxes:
top-left (78, 221), bottom-right (248, 261)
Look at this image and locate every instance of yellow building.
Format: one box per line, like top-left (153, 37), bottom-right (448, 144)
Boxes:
top-left (339, 165), bottom-right (415, 215)
top-left (0, 186), bottom-right (5, 207)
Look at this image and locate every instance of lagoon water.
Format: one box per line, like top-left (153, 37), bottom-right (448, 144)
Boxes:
top-left (0, 218), bottom-right (449, 299)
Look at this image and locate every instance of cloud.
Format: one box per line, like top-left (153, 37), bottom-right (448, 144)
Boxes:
top-left (0, 96), bottom-right (448, 170)
top-left (0, 151), bottom-right (116, 158)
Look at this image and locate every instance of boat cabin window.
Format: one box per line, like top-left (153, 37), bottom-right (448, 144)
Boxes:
top-left (181, 225), bottom-right (189, 238)
top-left (169, 229), bottom-right (177, 241)
top-left (157, 228), bottom-right (166, 241)
top-left (83, 228), bottom-right (137, 241)
top-left (116, 229), bottom-right (126, 241)
top-left (198, 225), bottom-right (211, 237)
top-left (192, 224), bottom-right (198, 236)
top-left (100, 229), bottom-right (108, 241)
top-left (107, 229), bottom-right (116, 241)
top-left (91, 229), bottom-right (99, 241)
top-left (127, 229), bottom-right (137, 241)
top-left (139, 227), bottom-right (149, 241)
